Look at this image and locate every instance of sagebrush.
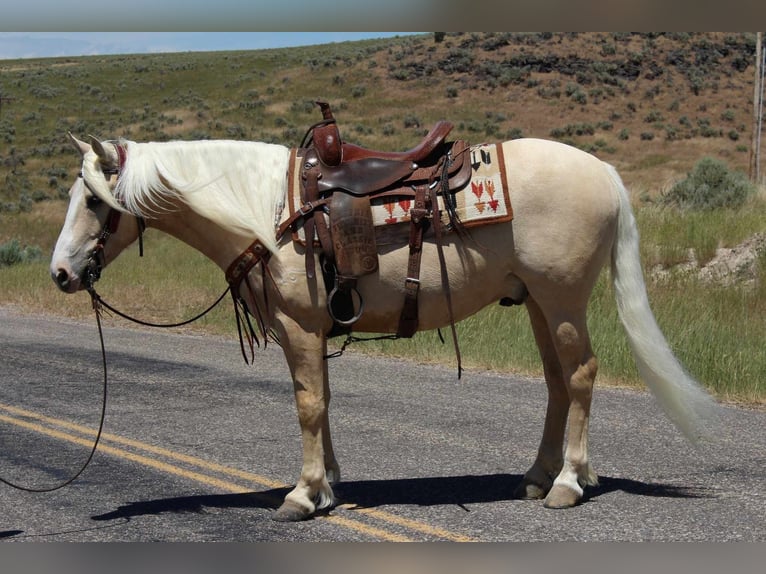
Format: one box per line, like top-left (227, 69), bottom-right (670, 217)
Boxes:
top-left (660, 157), bottom-right (757, 210)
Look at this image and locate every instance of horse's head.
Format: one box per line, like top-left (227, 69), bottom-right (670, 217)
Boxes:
top-left (50, 134), bottom-right (143, 293)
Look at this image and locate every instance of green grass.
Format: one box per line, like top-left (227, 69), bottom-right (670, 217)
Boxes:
top-left (649, 279), bottom-right (765, 402)
top-left (636, 199), bottom-right (766, 267)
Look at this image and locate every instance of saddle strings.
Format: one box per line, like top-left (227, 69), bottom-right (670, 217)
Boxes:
top-left (431, 160), bottom-right (463, 379)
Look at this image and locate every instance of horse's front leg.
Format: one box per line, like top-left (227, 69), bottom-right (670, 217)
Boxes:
top-left (272, 313), bottom-right (337, 521)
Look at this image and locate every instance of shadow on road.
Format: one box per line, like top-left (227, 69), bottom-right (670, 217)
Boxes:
top-left (90, 472), bottom-right (713, 522)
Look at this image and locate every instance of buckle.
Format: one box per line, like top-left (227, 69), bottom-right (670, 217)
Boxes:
top-left (298, 201), bottom-right (316, 216)
top-left (403, 277), bottom-right (420, 295)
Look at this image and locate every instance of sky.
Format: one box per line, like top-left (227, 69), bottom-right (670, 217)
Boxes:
top-left (0, 32), bottom-right (421, 61)
top-left (0, 1), bottom-right (439, 39)
top-left (0, 2), bottom-right (758, 58)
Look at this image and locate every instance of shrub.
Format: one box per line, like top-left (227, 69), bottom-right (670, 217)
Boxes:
top-left (659, 157), bottom-right (756, 210)
top-left (571, 90), bottom-right (587, 105)
top-left (550, 123), bottom-right (596, 138)
top-left (0, 239), bottom-right (42, 267)
top-left (439, 48), bottom-right (475, 74)
top-left (664, 126), bottom-right (679, 141)
top-left (644, 110), bottom-right (664, 123)
top-left (403, 115), bottom-right (421, 129)
top-left (390, 67), bottom-right (412, 81)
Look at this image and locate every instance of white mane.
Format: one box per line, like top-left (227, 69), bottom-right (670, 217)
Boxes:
top-left (114, 139), bottom-right (289, 253)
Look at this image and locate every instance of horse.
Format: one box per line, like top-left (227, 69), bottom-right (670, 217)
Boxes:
top-left (50, 132), bottom-right (718, 521)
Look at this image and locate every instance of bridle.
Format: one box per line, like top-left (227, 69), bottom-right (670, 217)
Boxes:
top-left (84, 208), bottom-right (139, 289)
top-left (80, 143), bottom-right (147, 291)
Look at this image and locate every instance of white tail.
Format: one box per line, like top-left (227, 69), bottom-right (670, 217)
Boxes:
top-left (607, 164), bottom-right (720, 443)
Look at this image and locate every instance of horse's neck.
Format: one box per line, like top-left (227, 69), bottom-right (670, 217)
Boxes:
top-left (148, 207), bottom-right (253, 273)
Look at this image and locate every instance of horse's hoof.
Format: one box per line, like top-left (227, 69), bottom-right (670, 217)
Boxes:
top-left (513, 471), bottom-right (552, 500)
top-left (272, 500), bottom-right (312, 522)
top-left (513, 481), bottom-right (547, 500)
top-left (543, 484), bottom-right (581, 509)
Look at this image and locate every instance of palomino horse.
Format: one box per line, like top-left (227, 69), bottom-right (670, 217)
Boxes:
top-left (51, 133), bottom-right (718, 521)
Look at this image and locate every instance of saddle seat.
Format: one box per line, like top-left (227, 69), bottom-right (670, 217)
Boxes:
top-left (308, 101), bottom-right (464, 197)
top-left (340, 120), bottom-right (454, 164)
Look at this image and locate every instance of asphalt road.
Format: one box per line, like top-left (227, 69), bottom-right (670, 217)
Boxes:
top-left (1, 305), bottom-right (764, 542)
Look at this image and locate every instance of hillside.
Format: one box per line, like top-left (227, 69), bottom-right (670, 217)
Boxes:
top-left (0, 31), bottom-right (761, 211)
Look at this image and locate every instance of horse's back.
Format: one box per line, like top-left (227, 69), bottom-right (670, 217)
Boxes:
top-left (502, 138), bottom-right (616, 200)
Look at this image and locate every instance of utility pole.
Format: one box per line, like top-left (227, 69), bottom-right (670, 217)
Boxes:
top-left (750, 32), bottom-right (763, 183)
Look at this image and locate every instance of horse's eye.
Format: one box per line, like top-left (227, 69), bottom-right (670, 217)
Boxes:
top-left (85, 194), bottom-right (103, 209)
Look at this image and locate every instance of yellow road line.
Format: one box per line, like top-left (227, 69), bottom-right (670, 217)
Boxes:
top-left (0, 412), bottom-right (253, 493)
top-left (0, 403), bottom-right (284, 488)
top-left (345, 505), bottom-right (476, 543)
top-left (0, 410), bottom-right (412, 541)
top-left (0, 403), bottom-right (476, 541)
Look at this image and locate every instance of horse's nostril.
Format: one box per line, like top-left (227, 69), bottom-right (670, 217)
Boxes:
top-left (55, 268), bottom-right (70, 289)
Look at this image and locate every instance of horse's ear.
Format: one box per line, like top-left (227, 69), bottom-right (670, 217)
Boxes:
top-left (88, 135), bottom-right (114, 165)
top-left (67, 132), bottom-right (90, 156)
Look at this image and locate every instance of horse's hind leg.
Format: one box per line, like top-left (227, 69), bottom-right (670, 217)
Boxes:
top-left (514, 296), bottom-right (567, 499)
top-left (516, 297), bottom-right (599, 507)
top-left (544, 306), bottom-right (599, 508)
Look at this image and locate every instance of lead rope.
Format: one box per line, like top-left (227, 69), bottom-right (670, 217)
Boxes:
top-left (0, 285), bottom-right (233, 493)
top-left (0, 291), bottom-right (109, 492)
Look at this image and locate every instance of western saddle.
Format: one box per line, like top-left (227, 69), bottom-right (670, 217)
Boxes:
top-left (276, 101), bottom-right (471, 367)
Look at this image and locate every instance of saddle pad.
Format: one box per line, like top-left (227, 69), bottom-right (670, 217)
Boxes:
top-left (285, 142), bottom-right (512, 244)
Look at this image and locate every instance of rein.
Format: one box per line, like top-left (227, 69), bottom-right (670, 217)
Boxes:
top-left (0, 225), bottom-right (231, 494)
top-left (87, 286), bottom-right (230, 329)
